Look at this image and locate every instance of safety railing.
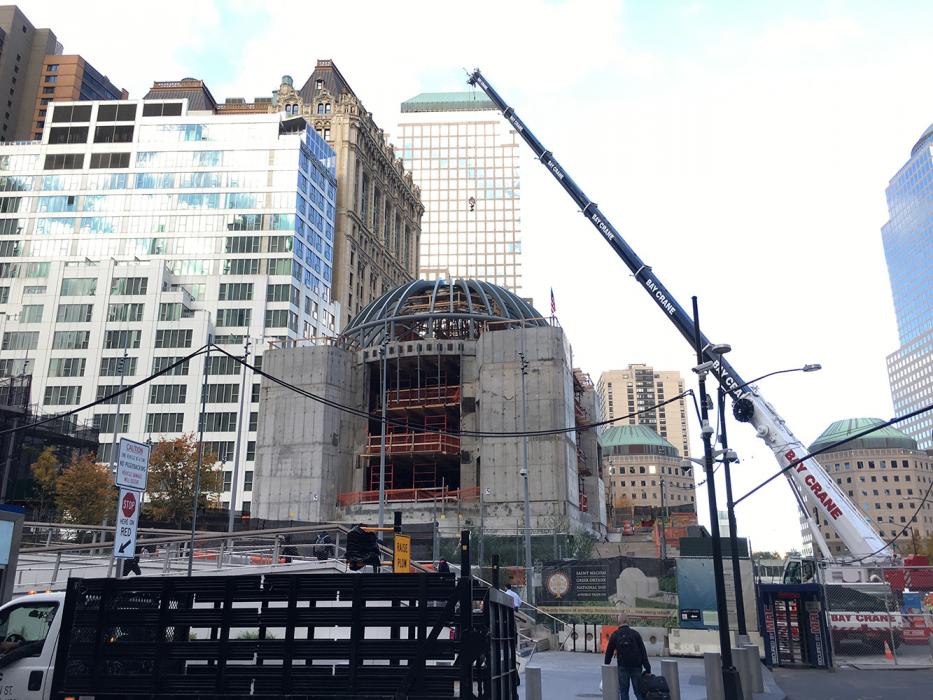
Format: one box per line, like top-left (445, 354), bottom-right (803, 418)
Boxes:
top-left (364, 430), bottom-right (461, 456)
top-left (337, 485), bottom-right (480, 507)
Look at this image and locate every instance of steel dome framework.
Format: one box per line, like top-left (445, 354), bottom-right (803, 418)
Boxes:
top-left (341, 279), bottom-right (548, 348)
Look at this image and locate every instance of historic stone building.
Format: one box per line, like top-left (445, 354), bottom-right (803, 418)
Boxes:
top-left (219, 61), bottom-right (424, 328)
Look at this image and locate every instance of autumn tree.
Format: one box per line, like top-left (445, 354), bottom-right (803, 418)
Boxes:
top-left (55, 452), bottom-right (115, 527)
top-left (29, 447), bottom-right (60, 521)
top-left (145, 435), bottom-right (220, 528)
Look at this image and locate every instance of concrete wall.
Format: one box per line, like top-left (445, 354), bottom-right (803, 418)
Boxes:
top-left (253, 345), bottom-right (363, 522)
top-left (476, 326), bottom-right (585, 532)
top-left (578, 384), bottom-right (607, 537)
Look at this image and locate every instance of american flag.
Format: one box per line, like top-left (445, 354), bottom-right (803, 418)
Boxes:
top-left (550, 288), bottom-right (556, 316)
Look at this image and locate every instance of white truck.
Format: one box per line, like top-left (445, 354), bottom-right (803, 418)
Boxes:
top-left (0, 592), bottom-right (63, 699)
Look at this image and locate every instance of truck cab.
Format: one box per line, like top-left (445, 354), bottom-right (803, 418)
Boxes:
top-left (0, 593), bottom-right (65, 699)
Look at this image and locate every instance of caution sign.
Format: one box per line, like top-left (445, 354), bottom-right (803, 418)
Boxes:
top-left (114, 488), bottom-right (140, 559)
top-left (393, 534), bottom-right (411, 573)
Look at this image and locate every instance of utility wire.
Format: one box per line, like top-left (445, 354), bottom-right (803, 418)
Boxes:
top-left (208, 343), bottom-right (693, 439)
top-left (0, 346), bottom-right (210, 438)
top-left (838, 472), bottom-right (933, 565)
top-left (733, 401), bottom-right (933, 508)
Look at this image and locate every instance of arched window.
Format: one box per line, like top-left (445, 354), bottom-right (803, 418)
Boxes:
top-left (317, 103), bottom-right (324, 114)
top-left (285, 104), bottom-right (292, 114)
top-left (324, 103), bottom-right (331, 114)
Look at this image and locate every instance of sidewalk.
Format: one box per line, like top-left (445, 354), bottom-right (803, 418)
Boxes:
top-left (519, 651), bottom-right (786, 700)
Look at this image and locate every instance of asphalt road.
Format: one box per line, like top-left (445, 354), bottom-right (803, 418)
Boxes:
top-left (774, 667), bottom-right (933, 700)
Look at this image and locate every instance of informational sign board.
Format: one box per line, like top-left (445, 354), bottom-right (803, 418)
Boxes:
top-left (114, 489), bottom-right (140, 559)
top-left (393, 534), bottom-right (411, 573)
top-left (115, 437), bottom-right (150, 491)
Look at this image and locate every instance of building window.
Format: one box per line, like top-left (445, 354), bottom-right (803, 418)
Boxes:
top-left (146, 412), bottom-right (184, 433)
top-left (43, 385), bottom-right (81, 405)
top-left (154, 329), bottom-right (193, 348)
top-left (100, 356), bottom-right (137, 376)
top-left (55, 303), bottom-right (93, 323)
top-left (149, 384), bottom-right (187, 404)
top-left (47, 64), bottom-right (59, 72)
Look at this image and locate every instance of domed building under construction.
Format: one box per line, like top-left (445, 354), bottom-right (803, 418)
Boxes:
top-left (253, 279), bottom-right (607, 537)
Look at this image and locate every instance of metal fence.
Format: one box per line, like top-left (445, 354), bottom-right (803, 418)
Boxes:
top-left (822, 564), bottom-right (933, 668)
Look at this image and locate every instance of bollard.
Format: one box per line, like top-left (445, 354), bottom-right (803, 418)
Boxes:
top-left (732, 647), bottom-right (753, 700)
top-left (601, 664), bottom-right (619, 700)
top-left (743, 644), bottom-right (764, 693)
top-left (661, 659), bottom-right (681, 700)
top-left (51, 552), bottom-right (62, 585)
top-left (525, 666), bottom-right (542, 700)
top-left (704, 652), bottom-right (725, 700)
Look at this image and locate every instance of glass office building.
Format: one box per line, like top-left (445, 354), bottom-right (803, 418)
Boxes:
top-left (882, 124), bottom-right (933, 449)
top-left (0, 98), bottom-right (340, 512)
top-left (398, 92), bottom-right (522, 293)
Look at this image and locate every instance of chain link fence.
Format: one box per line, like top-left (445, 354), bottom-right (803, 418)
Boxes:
top-left (823, 564), bottom-right (933, 667)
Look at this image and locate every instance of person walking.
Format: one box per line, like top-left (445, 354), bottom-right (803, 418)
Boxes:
top-left (603, 615), bottom-right (651, 700)
top-left (505, 584), bottom-right (522, 609)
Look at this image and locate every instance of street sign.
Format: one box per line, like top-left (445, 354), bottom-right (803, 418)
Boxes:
top-left (113, 489), bottom-right (140, 559)
top-left (116, 438), bottom-right (150, 491)
top-left (393, 534), bottom-right (411, 573)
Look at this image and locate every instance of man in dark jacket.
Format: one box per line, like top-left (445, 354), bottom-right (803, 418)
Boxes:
top-left (603, 615), bottom-right (651, 700)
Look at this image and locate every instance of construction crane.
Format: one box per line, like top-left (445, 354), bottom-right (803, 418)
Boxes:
top-left (467, 68), bottom-right (890, 569)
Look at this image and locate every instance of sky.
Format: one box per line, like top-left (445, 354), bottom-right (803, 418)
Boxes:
top-left (18, 0), bottom-right (933, 553)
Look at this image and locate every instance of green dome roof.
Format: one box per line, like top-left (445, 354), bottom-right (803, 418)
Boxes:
top-left (809, 418), bottom-right (917, 454)
top-left (600, 425), bottom-right (679, 457)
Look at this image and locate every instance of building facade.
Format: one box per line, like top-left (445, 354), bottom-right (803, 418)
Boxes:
top-left (218, 62), bottom-right (424, 328)
top-left (28, 55), bottom-right (127, 141)
top-left (809, 419), bottom-right (933, 556)
top-left (600, 424), bottom-right (696, 531)
top-left (0, 95), bottom-right (340, 513)
top-left (596, 364), bottom-right (691, 458)
top-left (253, 279), bottom-right (606, 536)
top-left (0, 6), bottom-right (125, 143)
top-left (882, 124), bottom-right (933, 450)
top-left (398, 92), bottom-right (522, 292)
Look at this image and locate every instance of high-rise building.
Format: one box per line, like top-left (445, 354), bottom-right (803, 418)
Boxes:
top-left (0, 93), bottom-right (340, 513)
top-left (882, 124), bottom-right (933, 450)
top-left (596, 364), bottom-right (691, 458)
top-left (28, 56), bottom-right (127, 141)
top-left (219, 62), bottom-right (424, 328)
top-left (807, 418), bottom-right (933, 556)
top-left (600, 424), bottom-right (696, 530)
top-left (0, 6), bottom-right (126, 142)
top-left (397, 92), bottom-right (522, 292)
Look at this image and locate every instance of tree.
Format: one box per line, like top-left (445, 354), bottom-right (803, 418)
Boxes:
top-left (145, 435), bottom-right (220, 528)
top-left (29, 447), bottom-right (60, 521)
top-left (55, 453), bottom-right (115, 527)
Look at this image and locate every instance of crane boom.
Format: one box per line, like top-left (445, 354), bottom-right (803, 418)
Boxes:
top-left (468, 69), bottom-right (889, 562)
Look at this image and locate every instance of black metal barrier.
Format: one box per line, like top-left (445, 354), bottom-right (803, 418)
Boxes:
top-left (51, 571), bottom-right (517, 698)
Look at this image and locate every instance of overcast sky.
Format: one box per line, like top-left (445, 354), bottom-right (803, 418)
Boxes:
top-left (21, 0), bottom-right (933, 553)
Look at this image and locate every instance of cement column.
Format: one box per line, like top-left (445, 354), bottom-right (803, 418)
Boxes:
top-left (704, 652), bottom-right (725, 700)
top-left (661, 659), bottom-right (681, 700)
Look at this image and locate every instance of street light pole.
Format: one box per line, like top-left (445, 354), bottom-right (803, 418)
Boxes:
top-left (377, 332), bottom-right (389, 541)
top-left (519, 348), bottom-right (534, 607)
top-left (659, 476), bottom-right (667, 561)
top-left (227, 338), bottom-right (251, 534)
top-left (479, 487), bottom-right (489, 569)
top-left (691, 297), bottom-right (742, 700)
top-left (188, 338), bottom-right (212, 577)
top-left (717, 384), bottom-right (747, 638)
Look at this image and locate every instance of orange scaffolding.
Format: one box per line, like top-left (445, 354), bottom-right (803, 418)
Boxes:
top-left (337, 485), bottom-right (480, 507)
top-left (386, 385), bottom-right (461, 411)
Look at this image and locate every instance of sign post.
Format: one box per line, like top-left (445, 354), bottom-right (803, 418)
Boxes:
top-left (393, 534), bottom-right (411, 573)
top-left (114, 489), bottom-right (140, 559)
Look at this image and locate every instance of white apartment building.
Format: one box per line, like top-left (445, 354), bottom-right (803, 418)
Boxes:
top-left (597, 364), bottom-right (691, 458)
top-left (398, 92), bottom-right (522, 293)
top-left (0, 96), bottom-right (340, 514)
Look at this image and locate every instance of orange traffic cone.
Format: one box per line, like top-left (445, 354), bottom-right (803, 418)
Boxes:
top-left (884, 640), bottom-right (894, 661)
